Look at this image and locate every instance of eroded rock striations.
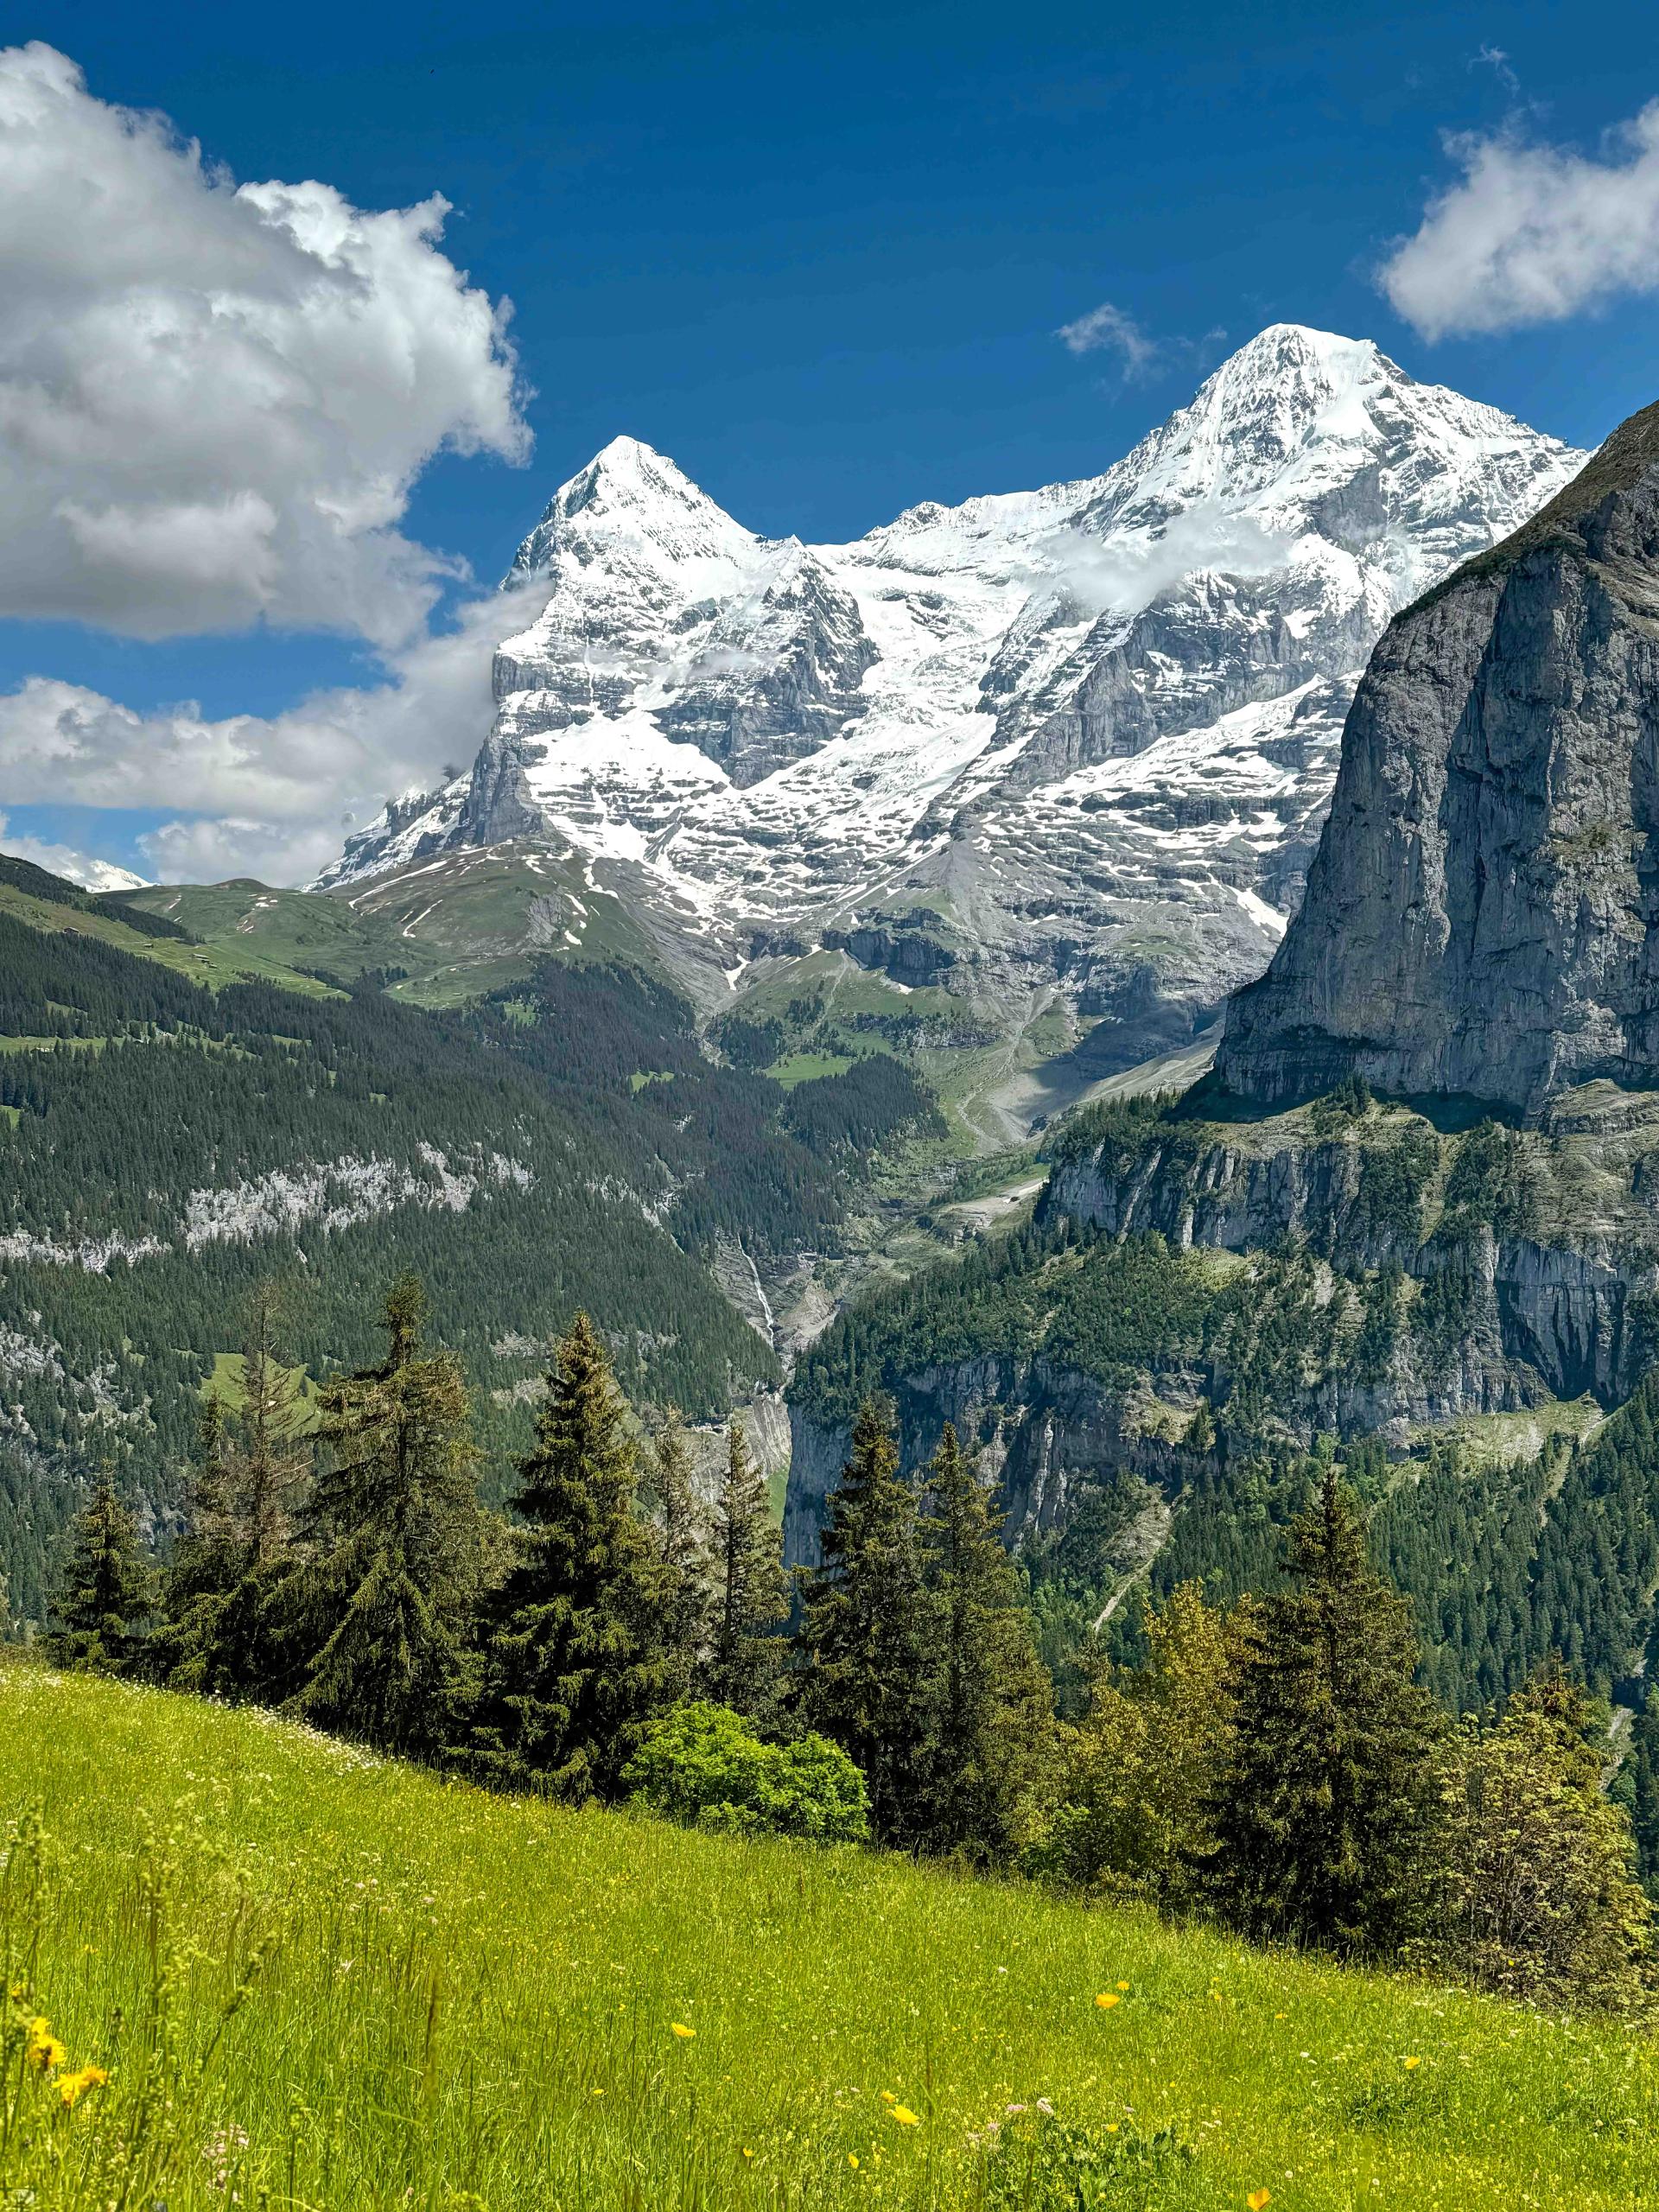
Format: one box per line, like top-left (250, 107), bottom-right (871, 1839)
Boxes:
top-left (1219, 402), bottom-right (1659, 1119)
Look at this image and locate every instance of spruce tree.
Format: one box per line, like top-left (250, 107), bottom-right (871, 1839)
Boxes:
top-left (48, 1471), bottom-right (153, 1673)
top-left (237, 1283), bottom-right (308, 1570)
top-left (916, 1423), bottom-right (1055, 1860)
top-left (702, 1417), bottom-right (789, 1720)
top-left (150, 1395), bottom-right (245, 1694)
top-left (794, 1397), bottom-right (930, 1842)
top-left (295, 1274), bottom-right (483, 1758)
top-left (476, 1313), bottom-right (677, 1801)
top-left (1209, 1467), bottom-right (1445, 1955)
top-left (645, 1407), bottom-right (708, 1693)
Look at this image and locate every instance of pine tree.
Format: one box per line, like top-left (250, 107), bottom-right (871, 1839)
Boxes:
top-left (1209, 1468), bottom-right (1446, 1955)
top-left (794, 1397), bottom-right (930, 1842)
top-left (48, 1471), bottom-right (153, 1673)
top-left (1437, 1663), bottom-right (1656, 2012)
top-left (294, 1274), bottom-right (483, 1758)
top-left (915, 1423), bottom-right (1055, 1860)
top-left (702, 1417), bottom-right (788, 1720)
top-left (476, 1313), bottom-right (677, 1801)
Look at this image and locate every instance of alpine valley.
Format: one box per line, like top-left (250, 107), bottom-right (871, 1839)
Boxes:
top-left (19, 320), bottom-right (1659, 1836)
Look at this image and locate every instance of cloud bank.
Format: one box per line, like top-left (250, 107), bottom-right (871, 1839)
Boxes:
top-left (0, 582), bottom-right (543, 886)
top-left (0, 41), bottom-right (528, 645)
top-left (1382, 102), bottom-right (1659, 340)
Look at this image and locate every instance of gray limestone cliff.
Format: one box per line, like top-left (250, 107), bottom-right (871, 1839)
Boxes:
top-left (1218, 402), bottom-right (1659, 1118)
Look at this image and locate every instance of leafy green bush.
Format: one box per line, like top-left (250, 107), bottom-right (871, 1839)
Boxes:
top-left (625, 1701), bottom-right (869, 1843)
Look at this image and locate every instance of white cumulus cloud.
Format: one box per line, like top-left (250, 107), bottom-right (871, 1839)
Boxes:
top-left (1381, 102), bottom-right (1659, 340)
top-left (0, 41), bottom-right (529, 644)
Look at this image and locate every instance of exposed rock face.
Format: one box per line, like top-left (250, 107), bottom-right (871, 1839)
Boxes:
top-left (1219, 403), bottom-right (1659, 1118)
top-left (320, 329), bottom-right (1580, 1096)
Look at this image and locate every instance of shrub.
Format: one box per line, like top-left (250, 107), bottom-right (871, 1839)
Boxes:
top-left (624, 1701), bottom-right (869, 1843)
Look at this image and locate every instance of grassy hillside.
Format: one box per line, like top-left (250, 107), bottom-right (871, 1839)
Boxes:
top-left (3, 1663), bottom-right (1654, 2211)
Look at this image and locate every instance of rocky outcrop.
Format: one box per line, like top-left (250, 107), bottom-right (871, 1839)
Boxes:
top-left (785, 1355), bottom-right (1192, 1567)
top-left (1219, 402), bottom-right (1659, 1118)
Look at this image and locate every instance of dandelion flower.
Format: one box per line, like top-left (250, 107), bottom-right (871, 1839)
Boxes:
top-left (880, 2090), bottom-right (896, 2103)
top-left (848, 2154), bottom-right (860, 2169)
top-left (1248, 2192), bottom-right (1273, 2211)
top-left (891, 2106), bottom-right (920, 2127)
top-left (1402, 2056), bottom-right (1421, 2070)
top-left (25, 2018), bottom-right (66, 2073)
top-left (56, 2067), bottom-right (107, 2108)
top-left (671, 2023), bottom-right (696, 2039)
top-left (1095, 1993), bottom-right (1120, 2010)
top-left (1116, 1980), bottom-right (1129, 1992)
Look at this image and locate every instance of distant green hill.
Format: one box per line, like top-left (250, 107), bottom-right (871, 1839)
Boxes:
top-left (3, 1661), bottom-right (1650, 2212)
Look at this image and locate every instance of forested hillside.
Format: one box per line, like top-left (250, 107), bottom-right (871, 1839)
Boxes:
top-left (0, 862), bottom-right (939, 1623)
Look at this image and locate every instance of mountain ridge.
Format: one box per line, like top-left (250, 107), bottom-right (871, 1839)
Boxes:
top-left (319, 327), bottom-right (1583, 1132)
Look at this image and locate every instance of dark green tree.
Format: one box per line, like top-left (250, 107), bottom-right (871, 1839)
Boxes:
top-left (48, 1471), bottom-right (153, 1673)
top-left (151, 1288), bottom-right (311, 1698)
top-left (149, 1395), bottom-right (245, 1694)
top-left (294, 1274), bottom-right (483, 1758)
top-left (475, 1313), bottom-right (677, 1801)
top-left (916, 1423), bottom-right (1055, 1860)
top-left (1209, 1467), bottom-right (1446, 1955)
top-left (702, 1416), bottom-right (788, 1720)
top-left (645, 1407), bottom-right (708, 1694)
top-left (794, 1397), bottom-right (930, 1842)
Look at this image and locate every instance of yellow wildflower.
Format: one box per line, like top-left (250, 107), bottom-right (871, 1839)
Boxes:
top-left (671, 2023), bottom-right (696, 2039)
top-left (25, 2018), bottom-right (66, 2073)
top-left (890, 2105), bottom-right (920, 2127)
top-left (880, 2089), bottom-right (896, 2103)
top-left (1248, 2193), bottom-right (1272, 2212)
top-left (1094, 1993), bottom-right (1120, 2010)
top-left (848, 2154), bottom-right (860, 2169)
top-left (1402, 2056), bottom-right (1421, 2070)
top-left (1116, 1980), bottom-right (1129, 1992)
top-left (56, 2066), bottom-right (107, 2108)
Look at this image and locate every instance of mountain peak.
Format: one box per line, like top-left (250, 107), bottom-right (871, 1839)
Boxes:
top-left (504, 435), bottom-right (755, 587)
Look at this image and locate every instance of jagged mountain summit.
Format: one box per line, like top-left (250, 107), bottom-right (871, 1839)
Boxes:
top-left (321, 327), bottom-right (1581, 1118)
top-left (1219, 397), bottom-right (1659, 1121)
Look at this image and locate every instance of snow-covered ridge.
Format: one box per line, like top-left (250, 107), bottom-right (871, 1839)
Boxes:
top-left (319, 327), bottom-right (1585, 1090)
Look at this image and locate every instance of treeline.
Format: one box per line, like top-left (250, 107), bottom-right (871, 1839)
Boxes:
top-left (48, 1279), bottom-right (1659, 2018)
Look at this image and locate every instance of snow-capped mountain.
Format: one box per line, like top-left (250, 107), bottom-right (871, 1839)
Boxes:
top-left (321, 326), bottom-right (1583, 1117)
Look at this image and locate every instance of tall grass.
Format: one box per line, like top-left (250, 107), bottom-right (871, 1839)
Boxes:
top-left (0, 1661), bottom-right (1655, 2209)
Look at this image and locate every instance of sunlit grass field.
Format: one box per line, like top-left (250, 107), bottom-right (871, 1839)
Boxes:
top-left (2, 1662), bottom-right (1656, 2209)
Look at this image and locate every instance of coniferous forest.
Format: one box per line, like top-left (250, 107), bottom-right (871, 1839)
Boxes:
top-left (48, 1273), bottom-right (1659, 2022)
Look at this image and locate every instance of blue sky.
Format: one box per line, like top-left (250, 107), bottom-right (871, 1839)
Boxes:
top-left (5, 0), bottom-right (1659, 880)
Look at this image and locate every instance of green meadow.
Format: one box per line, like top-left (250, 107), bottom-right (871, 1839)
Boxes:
top-left (2, 1663), bottom-right (1655, 2210)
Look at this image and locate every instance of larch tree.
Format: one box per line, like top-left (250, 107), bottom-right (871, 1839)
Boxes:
top-left (295, 1274), bottom-right (483, 1759)
top-left (476, 1313), bottom-right (678, 1801)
